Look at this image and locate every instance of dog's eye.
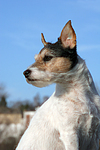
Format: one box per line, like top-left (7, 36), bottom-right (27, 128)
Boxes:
top-left (43, 55), bottom-right (53, 62)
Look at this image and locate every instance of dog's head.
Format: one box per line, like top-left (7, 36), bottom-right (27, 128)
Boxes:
top-left (23, 20), bottom-right (78, 87)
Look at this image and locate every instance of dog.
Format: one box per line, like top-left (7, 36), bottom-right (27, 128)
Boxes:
top-left (16, 20), bottom-right (100, 150)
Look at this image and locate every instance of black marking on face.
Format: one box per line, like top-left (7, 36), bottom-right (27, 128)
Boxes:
top-left (43, 39), bottom-right (78, 68)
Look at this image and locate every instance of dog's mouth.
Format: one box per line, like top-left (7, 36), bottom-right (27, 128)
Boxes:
top-left (26, 78), bottom-right (39, 82)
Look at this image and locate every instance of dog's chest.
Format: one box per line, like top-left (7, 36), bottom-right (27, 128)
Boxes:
top-left (43, 93), bottom-right (89, 129)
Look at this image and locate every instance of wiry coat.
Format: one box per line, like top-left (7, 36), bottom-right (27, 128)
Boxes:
top-left (16, 20), bottom-right (100, 150)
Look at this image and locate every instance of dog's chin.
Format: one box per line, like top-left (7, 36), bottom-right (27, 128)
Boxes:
top-left (26, 78), bottom-right (51, 88)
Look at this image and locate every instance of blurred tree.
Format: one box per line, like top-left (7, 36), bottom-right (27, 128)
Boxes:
top-left (0, 95), bottom-right (7, 107)
top-left (0, 83), bottom-right (8, 107)
top-left (33, 93), bottom-right (41, 107)
top-left (11, 100), bottom-right (35, 117)
top-left (0, 83), bottom-right (8, 98)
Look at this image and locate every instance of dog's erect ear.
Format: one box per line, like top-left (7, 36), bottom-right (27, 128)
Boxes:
top-left (41, 33), bottom-right (47, 46)
top-left (59, 20), bottom-right (76, 49)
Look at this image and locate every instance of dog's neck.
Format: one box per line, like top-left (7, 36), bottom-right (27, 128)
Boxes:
top-left (54, 56), bottom-right (98, 100)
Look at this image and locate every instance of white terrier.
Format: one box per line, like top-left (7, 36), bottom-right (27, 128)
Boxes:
top-left (16, 20), bottom-right (100, 150)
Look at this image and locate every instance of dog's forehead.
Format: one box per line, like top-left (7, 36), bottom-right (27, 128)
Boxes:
top-left (39, 47), bottom-right (52, 56)
top-left (39, 40), bottom-right (65, 57)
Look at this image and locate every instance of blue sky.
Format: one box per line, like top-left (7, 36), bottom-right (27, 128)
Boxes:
top-left (0, 0), bottom-right (100, 104)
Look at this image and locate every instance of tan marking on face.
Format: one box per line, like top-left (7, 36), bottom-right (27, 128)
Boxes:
top-left (32, 55), bottom-right (46, 71)
top-left (32, 49), bottom-right (48, 71)
top-left (32, 49), bottom-right (71, 73)
top-left (46, 57), bottom-right (71, 73)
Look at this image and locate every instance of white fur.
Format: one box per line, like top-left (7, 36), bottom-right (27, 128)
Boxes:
top-left (26, 67), bottom-right (55, 87)
top-left (16, 56), bottom-right (100, 150)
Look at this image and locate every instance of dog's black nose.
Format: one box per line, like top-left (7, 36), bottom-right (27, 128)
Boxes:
top-left (23, 69), bottom-right (31, 78)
